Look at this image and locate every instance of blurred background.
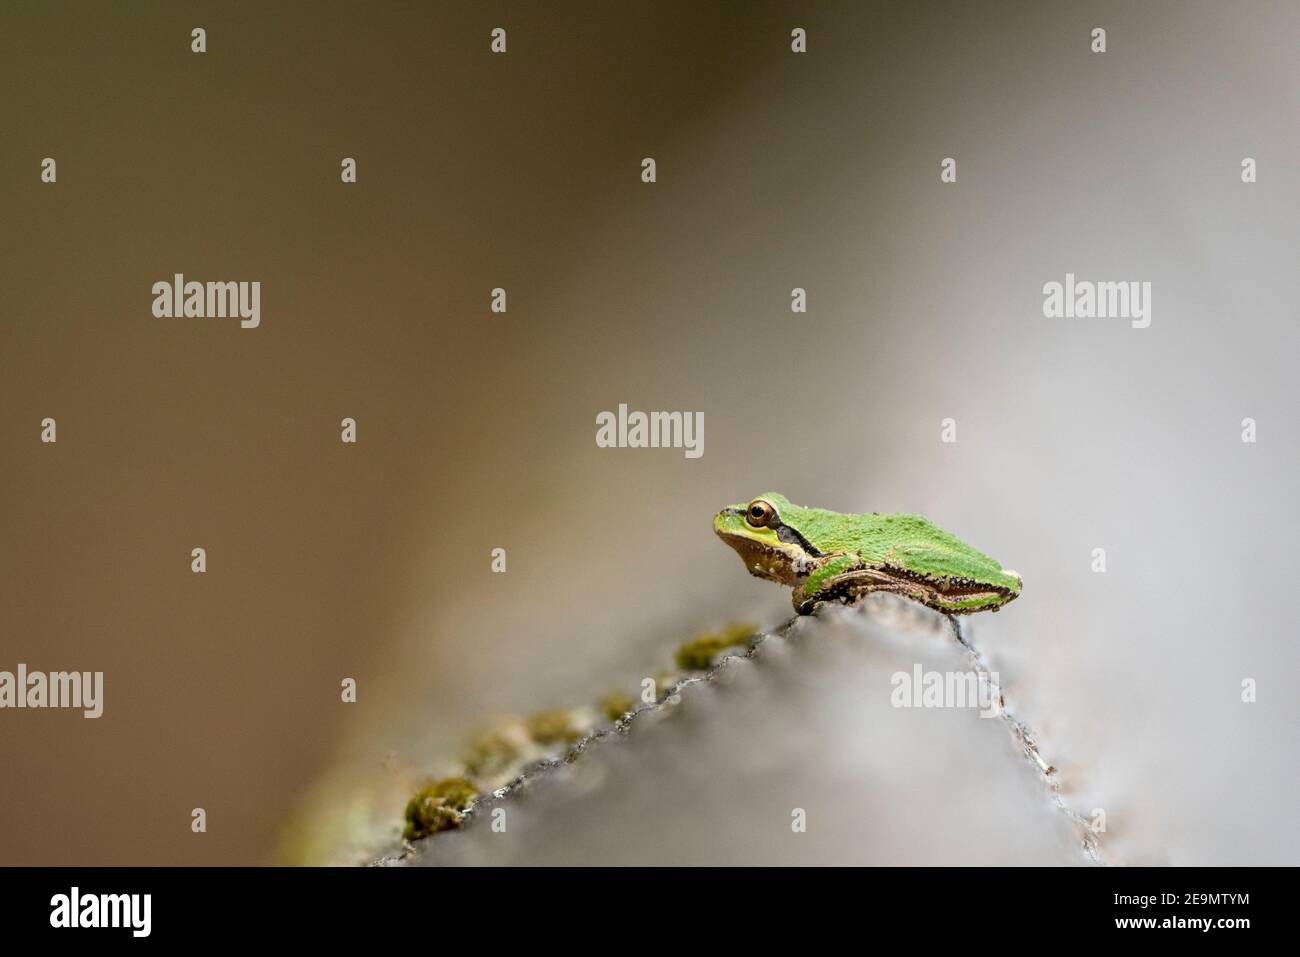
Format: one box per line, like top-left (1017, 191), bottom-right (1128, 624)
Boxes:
top-left (1, 1), bottom-right (1296, 865)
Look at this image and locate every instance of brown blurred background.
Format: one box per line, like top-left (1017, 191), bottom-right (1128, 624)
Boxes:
top-left (2, 1), bottom-right (1296, 865)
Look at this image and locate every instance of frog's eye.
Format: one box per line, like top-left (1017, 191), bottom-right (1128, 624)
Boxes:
top-left (745, 500), bottom-right (777, 528)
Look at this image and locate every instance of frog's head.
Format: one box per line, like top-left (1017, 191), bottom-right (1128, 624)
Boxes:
top-left (713, 492), bottom-right (824, 586)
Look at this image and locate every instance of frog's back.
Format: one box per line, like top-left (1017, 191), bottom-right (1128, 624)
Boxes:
top-left (848, 511), bottom-right (1009, 583)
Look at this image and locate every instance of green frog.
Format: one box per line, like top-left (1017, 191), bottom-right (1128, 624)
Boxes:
top-left (715, 493), bottom-right (1022, 615)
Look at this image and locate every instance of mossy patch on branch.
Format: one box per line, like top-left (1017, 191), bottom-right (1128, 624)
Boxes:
top-left (401, 620), bottom-right (762, 845)
top-left (461, 728), bottom-right (522, 780)
top-left (526, 709), bottom-right (582, 746)
top-left (674, 621), bottom-right (758, 670)
top-left (403, 777), bottom-right (478, 840)
top-left (599, 690), bottom-right (635, 721)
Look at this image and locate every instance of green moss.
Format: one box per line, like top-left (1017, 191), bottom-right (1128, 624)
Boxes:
top-left (526, 709), bottom-right (582, 746)
top-left (599, 690), bottom-right (635, 721)
top-left (721, 620), bottom-right (759, 643)
top-left (675, 621), bottom-right (758, 670)
top-left (461, 729), bottom-right (521, 779)
top-left (403, 777), bottom-right (477, 841)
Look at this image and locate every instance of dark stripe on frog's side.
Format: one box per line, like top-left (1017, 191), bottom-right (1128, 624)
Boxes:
top-left (877, 564), bottom-right (1016, 598)
top-left (775, 523), bottom-right (825, 557)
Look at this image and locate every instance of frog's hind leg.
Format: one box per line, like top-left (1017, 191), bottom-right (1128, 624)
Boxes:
top-left (808, 567), bottom-right (1004, 616)
top-left (797, 567), bottom-right (916, 614)
top-left (921, 583), bottom-right (1014, 615)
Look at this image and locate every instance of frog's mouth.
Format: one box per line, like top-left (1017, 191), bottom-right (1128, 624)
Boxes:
top-left (713, 506), bottom-right (812, 586)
